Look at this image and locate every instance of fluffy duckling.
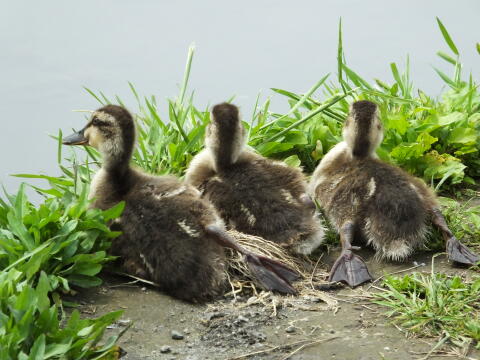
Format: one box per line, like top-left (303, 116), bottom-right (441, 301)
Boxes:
top-left (309, 100), bottom-right (479, 287)
top-left (185, 103), bottom-right (324, 255)
top-left (63, 105), bottom-right (300, 301)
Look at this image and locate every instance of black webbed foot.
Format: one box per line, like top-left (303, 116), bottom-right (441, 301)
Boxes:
top-left (446, 237), bottom-right (479, 265)
top-left (329, 249), bottom-right (372, 287)
top-left (204, 225), bottom-right (300, 295)
top-left (245, 254), bottom-right (298, 295)
top-left (256, 255), bottom-right (301, 283)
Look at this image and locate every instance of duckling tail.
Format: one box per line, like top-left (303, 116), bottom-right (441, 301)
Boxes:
top-left (204, 225), bottom-right (300, 295)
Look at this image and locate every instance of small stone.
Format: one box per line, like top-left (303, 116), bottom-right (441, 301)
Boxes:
top-left (286, 326), bottom-right (296, 333)
top-left (160, 345), bottom-right (171, 354)
top-left (141, 287), bottom-right (147, 291)
top-left (237, 315), bottom-right (248, 323)
top-left (171, 330), bottom-right (184, 340)
top-left (117, 319), bottom-right (131, 326)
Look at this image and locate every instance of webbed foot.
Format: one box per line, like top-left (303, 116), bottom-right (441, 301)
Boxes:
top-left (329, 249), bottom-right (372, 287)
top-left (204, 224), bottom-right (300, 295)
top-left (245, 254), bottom-right (298, 295)
top-left (446, 237), bottom-right (479, 265)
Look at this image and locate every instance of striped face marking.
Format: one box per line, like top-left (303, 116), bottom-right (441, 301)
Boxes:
top-left (84, 111), bottom-right (123, 157)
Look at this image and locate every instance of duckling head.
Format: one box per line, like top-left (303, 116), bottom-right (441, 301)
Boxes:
top-left (206, 103), bottom-right (246, 168)
top-left (343, 100), bottom-right (383, 158)
top-left (63, 105), bottom-right (135, 166)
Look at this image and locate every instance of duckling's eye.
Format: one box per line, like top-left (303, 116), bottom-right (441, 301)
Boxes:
top-left (92, 118), bottom-right (107, 127)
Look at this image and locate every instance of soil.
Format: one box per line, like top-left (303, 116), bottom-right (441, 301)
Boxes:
top-left (75, 249), bottom-right (480, 360)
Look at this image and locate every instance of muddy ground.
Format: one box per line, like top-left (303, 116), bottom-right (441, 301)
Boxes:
top-left (76, 248), bottom-right (479, 360)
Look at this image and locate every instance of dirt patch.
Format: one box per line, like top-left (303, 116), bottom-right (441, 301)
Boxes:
top-left (74, 248), bottom-right (479, 360)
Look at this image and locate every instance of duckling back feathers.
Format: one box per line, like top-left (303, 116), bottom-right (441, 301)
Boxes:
top-left (112, 174), bottom-right (226, 301)
top-left (311, 101), bottom-right (438, 260)
top-left (186, 103), bottom-right (324, 254)
top-left (202, 154), bottom-right (319, 246)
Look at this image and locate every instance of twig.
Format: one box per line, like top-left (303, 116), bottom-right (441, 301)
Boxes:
top-left (281, 337), bottom-right (339, 360)
top-left (227, 336), bottom-right (338, 360)
top-left (114, 272), bottom-right (160, 287)
top-left (108, 280), bottom-right (141, 288)
top-left (309, 255), bottom-right (323, 290)
top-left (417, 333), bottom-right (450, 360)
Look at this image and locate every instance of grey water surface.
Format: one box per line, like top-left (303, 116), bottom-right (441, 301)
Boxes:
top-left (1, 0), bottom-right (479, 200)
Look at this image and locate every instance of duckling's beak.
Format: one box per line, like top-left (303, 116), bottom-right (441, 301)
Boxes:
top-left (63, 128), bottom-right (88, 146)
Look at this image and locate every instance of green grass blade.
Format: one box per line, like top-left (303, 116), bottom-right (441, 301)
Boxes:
top-left (83, 87), bottom-right (105, 105)
top-left (436, 51), bottom-right (457, 65)
top-left (260, 74), bottom-right (330, 130)
top-left (433, 67), bottom-right (458, 89)
top-left (436, 17), bottom-right (459, 55)
top-left (177, 43), bottom-right (195, 107)
top-left (262, 89), bottom-right (356, 143)
top-left (337, 18), bottom-right (347, 93)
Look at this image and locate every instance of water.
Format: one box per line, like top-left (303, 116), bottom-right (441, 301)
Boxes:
top-left (1, 0), bottom-right (479, 200)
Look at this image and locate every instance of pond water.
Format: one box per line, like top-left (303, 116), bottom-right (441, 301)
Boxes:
top-left (1, 0), bottom-right (479, 201)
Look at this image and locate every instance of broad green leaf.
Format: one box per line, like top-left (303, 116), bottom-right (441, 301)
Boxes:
top-left (283, 155), bottom-right (301, 168)
top-left (102, 201), bottom-right (125, 222)
top-left (437, 112), bottom-right (466, 126)
top-left (448, 127), bottom-right (477, 144)
top-left (28, 334), bottom-right (46, 360)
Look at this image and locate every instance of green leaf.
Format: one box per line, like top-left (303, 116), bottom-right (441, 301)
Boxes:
top-left (433, 67), bottom-right (458, 89)
top-left (436, 51), bottom-right (457, 65)
top-left (437, 112), bottom-right (466, 126)
top-left (448, 127), bottom-right (477, 144)
top-left (67, 275), bottom-right (102, 288)
top-left (102, 201), bottom-right (125, 221)
top-left (386, 114), bottom-right (408, 135)
top-left (44, 342), bottom-right (72, 358)
top-left (283, 155), bottom-right (301, 168)
top-left (436, 17), bottom-right (459, 55)
top-left (36, 272), bottom-right (52, 312)
top-left (28, 334), bottom-right (46, 360)
top-left (77, 324), bottom-right (95, 337)
top-left (390, 133), bottom-right (437, 160)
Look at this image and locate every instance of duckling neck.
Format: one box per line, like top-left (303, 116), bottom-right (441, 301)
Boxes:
top-left (100, 147), bottom-right (134, 191)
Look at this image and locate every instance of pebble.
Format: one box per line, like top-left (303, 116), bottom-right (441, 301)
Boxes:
top-left (237, 315), bottom-right (249, 323)
top-left (160, 345), bottom-right (171, 354)
top-left (204, 312), bottom-right (226, 321)
top-left (171, 330), bottom-right (184, 340)
top-left (285, 326), bottom-right (296, 333)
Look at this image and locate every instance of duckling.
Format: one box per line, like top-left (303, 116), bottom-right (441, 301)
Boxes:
top-left (185, 103), bottom-right (324, 255)
top-left (309, 100), bottom-right (479, 287)
top-left (62, 105), bottom-right (300, 301)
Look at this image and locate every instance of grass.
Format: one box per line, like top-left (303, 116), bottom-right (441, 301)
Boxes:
top-left (1, 17), bottom-right (479, 357)
top-left (374, 259), bottom-right (480, 351)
